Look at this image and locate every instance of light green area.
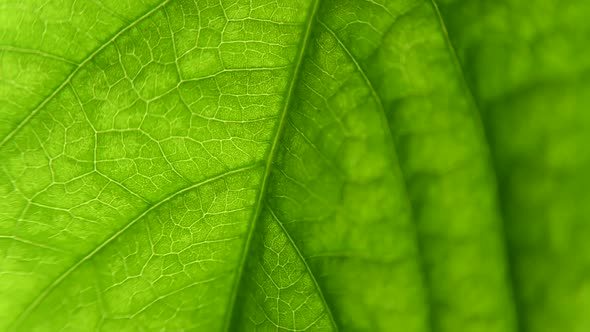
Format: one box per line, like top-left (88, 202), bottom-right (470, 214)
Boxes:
top-left (0, 0), bottom-right (587, 331)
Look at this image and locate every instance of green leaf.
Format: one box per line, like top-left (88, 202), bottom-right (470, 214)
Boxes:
top-left (0, 0), bottom-right (588, 331)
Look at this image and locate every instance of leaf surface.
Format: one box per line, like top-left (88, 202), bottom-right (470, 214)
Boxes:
top-left (0, 0), bottom-right (588, 331)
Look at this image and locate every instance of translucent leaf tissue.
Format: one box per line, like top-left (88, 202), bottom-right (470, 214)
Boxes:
top-left (1, 0), bottom-right (589, 331)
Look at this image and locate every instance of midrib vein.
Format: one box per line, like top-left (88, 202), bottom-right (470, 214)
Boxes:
top-left (222, 0), bottom-right (326, 330)
top-left (9, 164), bottom-right (259, 330)
top-left (428, 1), bottom-right (523, 331)
top-left (0, 0), bottom-right (171, 149)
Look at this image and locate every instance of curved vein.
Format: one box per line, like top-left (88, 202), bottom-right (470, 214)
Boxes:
top-left (428, 1), bottom-right (522, 329)
top-left (317, 15), bottom-right (436, 332)
top-left (9, 164), bottom-right (259, 330)
top-left (222, 0), bottom-right (325, 330)
top-left (0, 0), bottom-right (171, 149)
top-left (267, 203), bottom-right (339, 330)
top-left (316, 20), bottom-right (386, 116)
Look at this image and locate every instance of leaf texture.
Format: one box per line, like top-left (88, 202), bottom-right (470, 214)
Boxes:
top-left (0, 0), bottom-right (588, 331)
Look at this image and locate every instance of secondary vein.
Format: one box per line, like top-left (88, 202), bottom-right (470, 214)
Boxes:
top-left (267, 203), bottom-right (338, 330)
top-left (428, 1), bottom-right (523, 331)
top-left (9, 164), bottom-right (259, 330)
top-left (0, 0), bottom-right (171, 149)
top-left (317, 14), bottom-right (436, 332)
